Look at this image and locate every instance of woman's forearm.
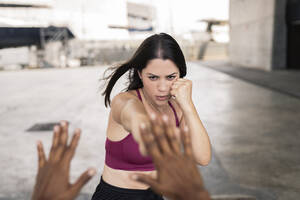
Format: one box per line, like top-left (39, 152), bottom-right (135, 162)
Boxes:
top-left (181, 101), bottom-right (211, 165)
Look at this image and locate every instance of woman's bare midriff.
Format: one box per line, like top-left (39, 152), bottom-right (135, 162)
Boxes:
top-left (102, 164), bottom-right (157, 189)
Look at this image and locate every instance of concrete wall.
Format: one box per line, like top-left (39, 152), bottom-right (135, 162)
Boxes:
top-left (229, 0), bottom-right (287, 71)
top-left (67, 38), bottom-right (228, 66)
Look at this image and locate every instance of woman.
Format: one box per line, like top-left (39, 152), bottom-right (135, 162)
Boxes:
top-left (91, 33), bottom-right (211, 200)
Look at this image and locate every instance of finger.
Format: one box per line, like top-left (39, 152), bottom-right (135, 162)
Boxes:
top-left (67, 168), bottom-right (96, 199)
top-left (177, 79), bottom-right (192, 87)
top-left (140, 122), bottom-right (162, 161)
top-left (161, 115), bottom-right (179, 154)
top-left (174, 126), bottom-right (181, 141)
top-left (171, 82), bottom-right (180, 87)
top-left (37, 140), bottom-right (46, 168)
top-left (151, 115), bottom-right (172, 155)
top-left (170, 86), bottom-right (179, 93)
top-left (49, 125), bottom-right (61, 161)
top-left (52, 125), bottom-right (60, 148)
top-left (64, 128), bottom-right (81, 165)
top-left (131, 123), bottom-right (148, 156)
top-left (53, 121), bottom-right (69, 161)
top-left (173, 82), bottom-right (187, 89)
top-left (181, 126), bottom-right (193, 157)
top-left (166, 126), bottom-right (181, 154)
top-left (172, 80), bottom-right (183, 85)
top-left (59, 121), bottom-right (69, 147)
top-left (170, 84), bottom-right (180, 89)
top-left (171, 83), bottom-right (182, 90)
top-left (139, 144), bottom-right (148, 156)
top-left (169, 89), bottom-right (177, 96)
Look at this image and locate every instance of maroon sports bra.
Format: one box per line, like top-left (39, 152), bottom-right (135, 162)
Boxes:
top-left (105, 89), bottom-right (180, 171)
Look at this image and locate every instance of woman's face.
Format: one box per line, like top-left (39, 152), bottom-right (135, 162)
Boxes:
top-left (139, 58), bottom-right (180, 107)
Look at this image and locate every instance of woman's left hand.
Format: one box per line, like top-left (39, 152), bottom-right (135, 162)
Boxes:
top-left (170, 78), bottom-right (193, 108)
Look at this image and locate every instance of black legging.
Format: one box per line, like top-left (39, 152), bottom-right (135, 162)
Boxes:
top-left (91, 177), bottom-right (164, 200)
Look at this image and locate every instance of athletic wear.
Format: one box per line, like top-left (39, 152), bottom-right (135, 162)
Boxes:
top-left (105, 89), bottom-right (179, 171)
top-left (91, 177), bottom-right (164, 200)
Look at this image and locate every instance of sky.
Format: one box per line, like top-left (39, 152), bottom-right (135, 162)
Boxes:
top-left (147, 0), bottom-right (229, 33)
top-left (0, 0), bottom-right (229, 40)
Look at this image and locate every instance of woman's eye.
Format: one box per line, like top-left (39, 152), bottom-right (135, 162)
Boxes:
top-left (148, 76), bottom-right (158, 80)
top-left (167, 76), bottom-right (176, 80)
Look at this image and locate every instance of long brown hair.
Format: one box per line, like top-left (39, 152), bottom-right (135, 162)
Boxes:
top-left (102, 33), bottom-right (187, 107)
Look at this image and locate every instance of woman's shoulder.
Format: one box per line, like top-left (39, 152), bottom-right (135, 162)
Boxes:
top-left (111, 89), bottom-right (140, 108)
top-left (127, 89), bottom-right (139, 98)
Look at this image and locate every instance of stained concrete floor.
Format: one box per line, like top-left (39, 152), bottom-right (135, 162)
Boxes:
top-left (0, 62), bottom-right (299, 200)
top-left (200, 60), bottom-right (300, 99)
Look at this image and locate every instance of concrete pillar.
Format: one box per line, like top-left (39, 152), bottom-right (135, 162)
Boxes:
top-left (229, 0), bottom-right (287, 71)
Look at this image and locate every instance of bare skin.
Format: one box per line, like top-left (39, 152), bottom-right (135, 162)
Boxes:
top-left (31, 119), bottom-right (209, 200)
top-left (102, 58), bottom-right (211, 189)
top-left (133, 115), bottom-right (211, 200)
top-left (102, 89), bottom-right (180, 189)
top-left (32, 121), bottom-right (96, 200)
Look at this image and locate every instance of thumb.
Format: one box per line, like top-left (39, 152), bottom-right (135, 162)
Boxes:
top-left (66, 168), bottom-right (96, 199)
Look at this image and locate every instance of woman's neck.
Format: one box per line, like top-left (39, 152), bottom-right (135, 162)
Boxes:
top-left (140, 88), bottom-right (169, 114)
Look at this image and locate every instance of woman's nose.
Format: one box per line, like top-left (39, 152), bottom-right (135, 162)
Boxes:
top-left (157, 80), bottom-right (169, 92)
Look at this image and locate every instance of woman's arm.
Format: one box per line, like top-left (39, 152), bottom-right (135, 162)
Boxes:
top-left (171, 79), bottom-right (211, 165)
top-left (110, 92), bottom-right (150, 155)
top-left (180, 103), bottom-right (211, 165)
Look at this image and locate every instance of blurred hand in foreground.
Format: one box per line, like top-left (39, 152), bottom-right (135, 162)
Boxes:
top-left (132, 115), bottom-right (211, 200)
top-left (32, 121), bottom-right (96, 200)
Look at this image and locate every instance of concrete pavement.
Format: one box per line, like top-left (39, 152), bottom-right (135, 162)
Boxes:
top-left (0, 62), bottom-right (299, 200)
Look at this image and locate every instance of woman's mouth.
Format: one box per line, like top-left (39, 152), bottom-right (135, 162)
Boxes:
top-left (156, 95), bottom-right (169, 101)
